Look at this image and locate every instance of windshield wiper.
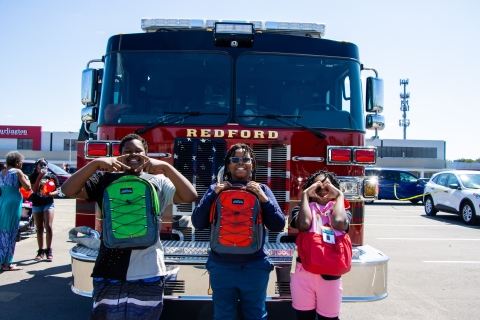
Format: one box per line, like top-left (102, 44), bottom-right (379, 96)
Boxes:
top-left (135, 111), bottom-right (228, 134)
top-left (238, 114), bottom-right (326, 139)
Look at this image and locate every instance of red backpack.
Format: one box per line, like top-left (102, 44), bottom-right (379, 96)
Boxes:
top-left (209, 186), bottom-right (263, 254)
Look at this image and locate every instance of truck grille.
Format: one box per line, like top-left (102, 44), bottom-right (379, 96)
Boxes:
top-left (173, 139), bottom-right (289, 242)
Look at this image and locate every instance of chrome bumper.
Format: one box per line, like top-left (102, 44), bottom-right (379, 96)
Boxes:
top-left (70, 242), bottom-right (388, 301)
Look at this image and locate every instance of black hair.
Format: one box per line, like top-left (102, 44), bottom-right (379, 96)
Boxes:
top-left (119, 134), bottom-right (148, 154)
top-left (223, 143), bottom-right (257, 181)
top-left (302, 168), bottom-right (341, 190)
top-left (5, 151), bottom-right (24, 167)
top-left (34, 158), bottom-right (48, 173)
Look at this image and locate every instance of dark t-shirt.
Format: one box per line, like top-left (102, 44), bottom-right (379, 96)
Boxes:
top-left (29, 172), bottom-right (59, 206)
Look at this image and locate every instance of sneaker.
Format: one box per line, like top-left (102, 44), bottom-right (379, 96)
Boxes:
top-left (45, 248), bottom-right (53, 262)
top-left (34, 249), bottom-right (44, 261)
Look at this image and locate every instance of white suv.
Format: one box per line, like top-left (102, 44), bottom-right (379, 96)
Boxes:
top-left (424, 170), bottom-right (480, 225)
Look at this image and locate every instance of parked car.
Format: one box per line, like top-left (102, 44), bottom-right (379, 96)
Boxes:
top-left (21, 160), bottom-right (71, 186)
top-left (418, 178), bottom-right (430, 184)
top-left (365, 168), bottom-right (426, 203)
top-left (423, 170), bottom-right (480, 225)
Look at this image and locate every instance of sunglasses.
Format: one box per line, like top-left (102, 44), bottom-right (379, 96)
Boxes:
top-left (38, 163), bottom-right (47, 168)
top-left (230, 157), bottom-right (252, 164)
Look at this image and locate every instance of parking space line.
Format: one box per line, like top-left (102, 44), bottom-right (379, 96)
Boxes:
top-left (378, 238), bottom-right (480, 240)
top-left (367, 215), bottom-right (423, 217)
top-left (369, 224), bottom-right (459, 227)
top-left (424, 261), bottom-right (480, 264)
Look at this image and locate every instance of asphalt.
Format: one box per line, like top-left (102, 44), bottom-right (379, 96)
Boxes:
top-left (0, 198), bottom-right (92, 319)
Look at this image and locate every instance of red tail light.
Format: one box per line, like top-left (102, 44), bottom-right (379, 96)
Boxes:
top-left (327, 146), bottom-right (377, 165)
top-left (329, 148), bottom-right (351, 163)
top-left (354, 148), bottom-right (376, 164)
top-left (86, 143), bottom-right (109, 157)
top-left (112, 143), bottom-right (121, 157)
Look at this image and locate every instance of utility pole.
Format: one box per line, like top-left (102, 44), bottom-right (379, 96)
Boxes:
top-left (399, 79), bottom-right (410, 139)
top-left (68, 131), bottom-right (72, 166)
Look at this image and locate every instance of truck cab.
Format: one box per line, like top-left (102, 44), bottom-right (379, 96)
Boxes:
top-left (70, 19), bottom-right (388, 310)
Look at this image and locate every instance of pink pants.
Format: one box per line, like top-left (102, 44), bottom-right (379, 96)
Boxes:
top-left (290, 262), bottom-right (343, 318)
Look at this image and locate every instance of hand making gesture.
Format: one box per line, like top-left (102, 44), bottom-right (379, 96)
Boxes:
top-left (246, 181), bottom-right (268, 202)
top-left (304, 177), bottom-right (343, 205)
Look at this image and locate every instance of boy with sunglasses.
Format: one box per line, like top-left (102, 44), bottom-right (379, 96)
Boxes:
top-left (29, 158), bottom-right (59, 261)
top-left (192, 143), bottom-right (285, 320)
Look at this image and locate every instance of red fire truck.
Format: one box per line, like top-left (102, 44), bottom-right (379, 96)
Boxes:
top-left (70, 18), bottom-right (387, 314)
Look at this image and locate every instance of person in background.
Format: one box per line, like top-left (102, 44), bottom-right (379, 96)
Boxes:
top-left (289, 169), bottom-right (351, 320)
top-left (0, 151), bottom-right (31, 271)
top-left (192, 143), bottom-right (286, 320)
top-left (29, 158), bottom-right (59, 261)
top-left (61, 133), bottom-right (197, 319)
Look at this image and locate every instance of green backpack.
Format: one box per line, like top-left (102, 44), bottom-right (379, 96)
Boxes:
top-left (102, 174), bottom-right (160, 249)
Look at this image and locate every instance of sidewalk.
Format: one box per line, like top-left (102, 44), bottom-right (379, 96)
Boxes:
top-left (0, 199), bottom-right (92, 319)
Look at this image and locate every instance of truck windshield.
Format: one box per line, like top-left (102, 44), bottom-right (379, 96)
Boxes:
top-left (98, 52), bottom-right (232, 125)
top-left (236, 54), bottom-right (364, 130)
top-left (98, 52), bottom-right (364, 131)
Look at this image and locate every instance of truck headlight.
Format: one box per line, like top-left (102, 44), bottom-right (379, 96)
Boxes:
top-left (364, 177), bottom-right (378, 198)
top-left (340, 181), bottom-right (359, 197)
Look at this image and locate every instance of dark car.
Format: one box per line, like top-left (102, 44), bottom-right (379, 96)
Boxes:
top-left (365, 168), bottom-right (426, 203)
top-left (21, 160), bottom-right (71, 186)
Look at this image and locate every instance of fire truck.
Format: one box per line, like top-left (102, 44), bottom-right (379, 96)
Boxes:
top-left (70, 18), bottom-right (388, 316)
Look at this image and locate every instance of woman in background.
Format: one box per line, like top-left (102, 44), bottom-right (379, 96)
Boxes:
top-left (0, 151), bottom-right (31, 271)
top-left (29, 158), bottom-right (59, 261)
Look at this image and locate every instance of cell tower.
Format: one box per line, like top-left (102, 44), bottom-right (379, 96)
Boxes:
top-left (399, 79), bottom-right (410, 139)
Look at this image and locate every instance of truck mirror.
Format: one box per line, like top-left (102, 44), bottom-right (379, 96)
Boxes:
top-left (81, 106), bottom-right (98, 124)
top-left (81, 69), bottom-right (98, 106)
top-left (366, 114), bottom-right (385, 130)
top-left (366, 77), bottom-right (384, 113)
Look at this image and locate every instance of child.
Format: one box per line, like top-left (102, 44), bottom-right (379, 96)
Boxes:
top-left (290, 169), bottom-right (351, 320)
top-left (30, 158), bottom-right (59, 261)
top-left (191, 143), bottom-right (285, 319)
top-left (61, 134), bottom-right (197, 319)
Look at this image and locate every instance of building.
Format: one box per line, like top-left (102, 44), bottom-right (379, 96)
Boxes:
top-left (365, 138), bottom-right (480, 177)
top-left (1, 125), bottom-right (478, 174)
top-left (0, 125), bottom-right (77, 166)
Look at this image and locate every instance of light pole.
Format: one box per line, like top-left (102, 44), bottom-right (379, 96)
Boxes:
top-left (68, 131), bottom-right (72, 166)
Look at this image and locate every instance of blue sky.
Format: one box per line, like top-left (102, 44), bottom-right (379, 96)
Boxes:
top-left (1, 0), bottom-right (478, 160)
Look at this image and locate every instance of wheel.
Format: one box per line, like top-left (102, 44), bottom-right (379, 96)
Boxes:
top-left (424, 196), bottom-right (437, 216)
top-left (461, 201), bottom-right (477, 225)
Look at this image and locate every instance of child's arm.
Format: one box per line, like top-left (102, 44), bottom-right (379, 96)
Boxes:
top-left (295, 182), bottom-right (320, 231)
top-left (61, 156), bottom-right (129, 199)
top-left (139, 155), bottom-right (197, 204)
top-left (326, 183), bottom-right (349, 231)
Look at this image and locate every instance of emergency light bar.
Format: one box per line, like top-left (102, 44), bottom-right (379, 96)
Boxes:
top-left (141, 19), bottom-right (326, 38)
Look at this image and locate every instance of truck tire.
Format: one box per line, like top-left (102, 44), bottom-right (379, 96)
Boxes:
top-left (461, 201), bottom-right (477, 225)
top-left (424, 196), bottom-right (437, 216)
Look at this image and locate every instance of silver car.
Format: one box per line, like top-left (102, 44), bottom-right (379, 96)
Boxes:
top-left (423, 170), bottom-right (480, 225)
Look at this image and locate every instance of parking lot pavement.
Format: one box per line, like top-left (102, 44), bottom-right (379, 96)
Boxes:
top-left (2, 199), bottom-right (480, 319)
top-left (341, 200), bottom-right (480, 320)
top-left (0, 198), bottom-right (92, 319)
